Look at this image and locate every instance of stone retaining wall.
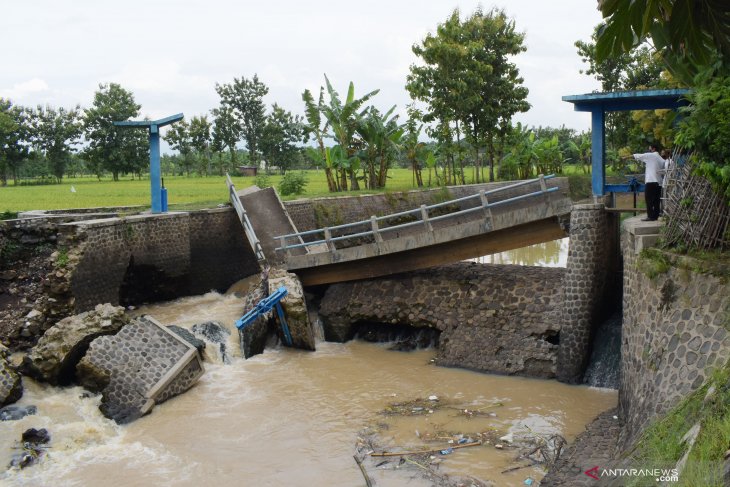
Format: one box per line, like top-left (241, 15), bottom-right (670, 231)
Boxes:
top-left (618, 219), bottom-right (730, 446)
top-left (557, 203), bottom-right (615, 383)
top-left (319, 262), bottom-right (564, 378)
top-left (51, 208), bottom-right (258, 315)
top-left (188, 208), bottom-right (258, 295)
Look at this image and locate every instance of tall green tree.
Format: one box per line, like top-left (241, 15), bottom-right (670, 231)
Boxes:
top-left (211, 104), bottom-right (241, 169)
top-left (0, 99), bottom-right (31, 186)
top-left (260, 104), bottom-right (307, 174)
top-left (215, 75), bottom-right (268, 165)
top-left (408, 8), bottom-right (530, 182)
top-left (84, 83), bottom-right (148, 181)
top-left (188, 115), bottom-right (212, 175)
top-left (164, 119), bottom-right (194, 175)
top-left (31, 104), bottom-right (82, 182)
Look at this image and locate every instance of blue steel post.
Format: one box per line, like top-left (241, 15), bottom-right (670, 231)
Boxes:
top-left (149, 124), bottom-right (162, 213)
top-left (591, 108), bottom-right (605, 197)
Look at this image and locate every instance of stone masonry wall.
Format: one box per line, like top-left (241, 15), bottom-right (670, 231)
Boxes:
top-left (319, 262), bottom-right (565, 378)
top-left (618, 223), bottom-right (730, 447)
top-left (64, 208), bottom-right (258, 314)
top-left (66, 213), bottom-right (191, 312)
top-left (557, 203), bottom-right (611, 383)
top-left (188, 208), bottom-right (260, 295)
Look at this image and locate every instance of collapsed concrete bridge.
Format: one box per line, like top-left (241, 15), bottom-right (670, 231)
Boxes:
top-left (229, 175), bottom-right (573, 286)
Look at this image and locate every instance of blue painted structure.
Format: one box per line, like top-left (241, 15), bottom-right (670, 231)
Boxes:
top-left (562, 89), bottom-right (690, 197)
top-left (113, 113), bottom-right (184, 213)
top-left (235, 286), bottom-right (293, 346)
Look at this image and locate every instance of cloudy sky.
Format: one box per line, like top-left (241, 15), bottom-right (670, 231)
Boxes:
top-left (2, 0), bottom-right (603, 148)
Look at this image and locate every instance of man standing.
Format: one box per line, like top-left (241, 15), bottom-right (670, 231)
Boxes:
top-left (632, 144), bottom-right (665, 221)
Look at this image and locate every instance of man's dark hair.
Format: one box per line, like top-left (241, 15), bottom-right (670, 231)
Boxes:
top-left (649, 143), bottom-right (662, 152)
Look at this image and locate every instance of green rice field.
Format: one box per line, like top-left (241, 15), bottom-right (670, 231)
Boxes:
top-left (0, 167), bottom-right (595, 214)
top-left (0, 169), bottom-right (427, 213)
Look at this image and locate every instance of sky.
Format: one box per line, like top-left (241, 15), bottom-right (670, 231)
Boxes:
top-left (2, 0), bottom-right (603, 151)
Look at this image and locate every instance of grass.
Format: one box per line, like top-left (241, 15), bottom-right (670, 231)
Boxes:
top-left (625, 363), bottom-right (730, 486)
top-left (0, 167), bottom-right (598, 214)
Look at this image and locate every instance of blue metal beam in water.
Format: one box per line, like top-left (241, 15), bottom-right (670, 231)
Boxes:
top-left (235, 286), bottom-right (293, 346)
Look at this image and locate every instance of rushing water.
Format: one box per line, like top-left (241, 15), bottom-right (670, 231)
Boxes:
top-left (1, 284), bottom-right (617, 487)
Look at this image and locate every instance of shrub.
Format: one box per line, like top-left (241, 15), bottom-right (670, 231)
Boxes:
top-left (278, 172), bottom-right (308, 196)
top-left (254, 174), bottom-right (272, 189)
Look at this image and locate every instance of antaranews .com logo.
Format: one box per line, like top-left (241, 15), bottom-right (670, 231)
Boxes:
top-left (585, 466), bottom-right (679, 483)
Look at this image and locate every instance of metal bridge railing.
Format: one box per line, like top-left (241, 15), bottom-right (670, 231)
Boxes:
top-left (226, 174), bottom-right (266, 263)
top-left (274, 175), bottom-right (557, 254)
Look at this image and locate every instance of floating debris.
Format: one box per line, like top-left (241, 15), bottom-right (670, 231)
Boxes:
top-left (371, 441), bottom-right (482, 457)
top-left (380, 397), bottom-right (447, 416)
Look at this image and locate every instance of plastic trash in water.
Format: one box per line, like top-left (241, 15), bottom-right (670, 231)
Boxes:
top-left (458, 438), bottom-right (468, 444)
top-left (524, 478), bottom-right (534, 486)
top-left (439, 448), bottom-right (453, 455)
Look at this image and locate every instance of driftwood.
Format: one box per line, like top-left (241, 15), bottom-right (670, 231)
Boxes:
top-left (370, 441), bottom-right (482, 457)
top-left (353, 454), bottom-right (373, 487)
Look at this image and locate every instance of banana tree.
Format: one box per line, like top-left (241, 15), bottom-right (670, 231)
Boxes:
top-left (302, 87), bottom-right (337, 192)
top-left (320, 75), bottom-right (379, 191)
top-left (403, 123), bottom-right (426, 187)
top-left (533, 135), bottom-right (563, 175)
top-left (356, 106), bottom-right (404, 189)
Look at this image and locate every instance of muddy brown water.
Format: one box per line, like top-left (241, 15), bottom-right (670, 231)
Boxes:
top-left (1, 239), bottom-right (617, 486)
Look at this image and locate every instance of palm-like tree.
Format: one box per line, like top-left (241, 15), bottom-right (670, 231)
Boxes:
top-left (356, 106), bottom-right (404, 189)
top-left (319, 75), bottom-right (379, 190)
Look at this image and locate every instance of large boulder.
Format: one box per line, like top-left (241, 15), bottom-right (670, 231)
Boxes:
top-left (21, 304), bottom-right (129, 385)
top-left (0, 344), bottom-right (22, 407)
top-left (235, 272), bottom-right (271, 359)
top-left (268, 268), bottom-right (315, 351)
top-left (76, 315), bottom-right (204, 424)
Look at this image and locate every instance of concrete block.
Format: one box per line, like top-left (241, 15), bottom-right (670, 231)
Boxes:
top-left (77, 315), bottom-right (204, 423)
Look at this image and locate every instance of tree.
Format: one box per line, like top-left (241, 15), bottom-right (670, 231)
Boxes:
top-left (356, 106), bottom-right (404, 188)
top-left (302, 87), bottom-right (337, 191)
top-left (675, 73), bottom-right (730, 199)
top-left (211, 104), bottom-right (241, 170)
top-left (164, 119), bottom-right (194, 175)
top-left (30, 105), bottom-right (82, 182)
top-left (260, 104), bottom-right (307, 174)
top-left (188, 115), bottom-right (212, 175)
top-left (0, 99), bottom-right (31, 186)
top-left (319, 75), bottom-right (379, 190)
top-left (408, 8), bottom-right (530, 182)
top-left (84, 83), bottom-right (148, 181)
top-left (576, 27), bottom-right (667, 148)
top-left (215, 75), bottom-right (268, 165)
top-left (403, 106), bottom-right (427, 187)
top-left (595, 0), bottom-right (730, 83)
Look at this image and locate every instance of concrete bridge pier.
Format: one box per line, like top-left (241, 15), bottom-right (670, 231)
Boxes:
top-left (557, 203), bottom-right (616, 384)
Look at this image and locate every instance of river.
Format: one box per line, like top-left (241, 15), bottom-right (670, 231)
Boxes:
top-left (1, 238), bottom-right (617, 486)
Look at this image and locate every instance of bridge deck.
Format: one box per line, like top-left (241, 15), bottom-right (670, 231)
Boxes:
top-left (277, 176), bottom-right (572, 285)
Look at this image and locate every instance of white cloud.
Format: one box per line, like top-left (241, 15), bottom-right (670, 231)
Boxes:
top-left (1, 0), bottom-right (604, 133)
top-left (0, 78), bottom-right (50, 101)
